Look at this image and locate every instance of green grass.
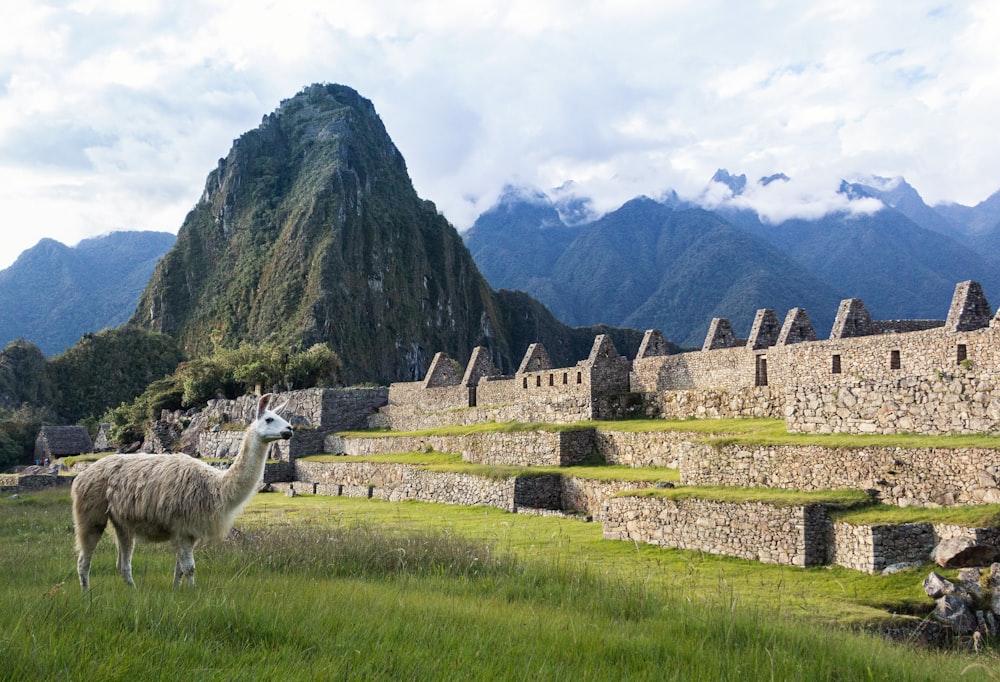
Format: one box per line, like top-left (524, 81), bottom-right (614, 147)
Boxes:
top-left (619, 485), bottom-right (876, 509)
top-left (302, 451), bottom-right (464, 465)
top-left (337, 420), bottom-right (593, 438)
top-left (834, 503), bottom-right (1000, 527)
top-left (3, 488), bottom-right (998, 681)
top-left (337, 416), bottom-right (1000, 450)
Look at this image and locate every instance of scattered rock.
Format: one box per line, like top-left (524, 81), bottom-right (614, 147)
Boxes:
top-left (923, 571), bottom-right (957, 599)
top-left (934, 538), bottom-right (998, 568)
top-left (933, 594), bottom-right (978, 635)
top-left (881, 561), bottom-right (922, 575)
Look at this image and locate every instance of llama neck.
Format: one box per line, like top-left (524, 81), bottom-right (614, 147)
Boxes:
top-left (220, 430), bottom-right (270, 509)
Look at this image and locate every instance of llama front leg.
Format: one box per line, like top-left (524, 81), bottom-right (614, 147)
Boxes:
top-left (173, 542), bottom-right (196, 587)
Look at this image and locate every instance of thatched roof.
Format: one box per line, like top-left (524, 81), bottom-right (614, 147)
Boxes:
top-left (35, 426), bottom-right (93, 457)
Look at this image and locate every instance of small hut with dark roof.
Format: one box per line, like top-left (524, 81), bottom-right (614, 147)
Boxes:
top-left (34, 426), bottom-right (93, 461)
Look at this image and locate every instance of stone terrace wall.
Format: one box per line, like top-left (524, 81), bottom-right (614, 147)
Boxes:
top-left (331, 426), bottom-right (773, 472)
top-left (832, 523), bottom-right (1000, 573)
top-left (832, 522), bottom-right (936, 573)
top-left (561, 477), bottom-right (656, 521)
top-left (326, 429), bottom-right (596, 467)
top-left (681, 443), bottom-right (1000, 507)
top-left (7, 474), bottom-right (71, 491)
top-left (785, 373), bottom-right (1000, 435)
top-left (294, 460), bottom-right (531, 511)
top-left (603, 496), bottom-right (830, 566)
top-left (593, 429), bottom-right (704, 468)
top-left (293, 461), bottom-right (656, 519)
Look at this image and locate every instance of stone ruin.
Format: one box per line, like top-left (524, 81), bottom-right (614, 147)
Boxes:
top-left (379, 279), bottom-right (1000, 437)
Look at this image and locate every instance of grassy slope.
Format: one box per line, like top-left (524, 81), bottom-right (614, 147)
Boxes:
top-left (5, 489), bottom-right (997, 681)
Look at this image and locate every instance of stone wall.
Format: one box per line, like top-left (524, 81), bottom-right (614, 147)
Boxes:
top-left (293, 460), bottom-right (527, 511)
top-left (387, 382), bottom-right (467, 413)
top-left (632, 347), bottom-right (758, 392)
top-left (292, 460), bottom-right (657, 519)
top-left (198, 429), bottom-right (325, 462)
top-left (4, 474), bottom-right (72, 491)
top-left (832, 522), bottom-right (1000, 573)
top-left (327, 428), bottom-right (597, 467)
top-left (560, 477), bottom-right (656, 521)
top-left (779, 328), bottom-right (1000, 435)
top-left (680, 442), bottom-right (1000, 507)
top-left (593, 429), bottom-right (700, 468)
top-left (643, 386), bottom-right (784, 420)
top-left (603, 495), bottom-right (830, 566)
top-left (831, 522), bottom-right (936, 573)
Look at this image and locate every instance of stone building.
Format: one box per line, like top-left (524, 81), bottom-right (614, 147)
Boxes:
top-left (34, 426), bottom-right (93, 461)
top-left (384, 280), bottom-right (1000, 436)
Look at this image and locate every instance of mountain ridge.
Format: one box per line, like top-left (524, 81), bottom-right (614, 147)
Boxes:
top-left (464, 175), bottom-right (1000, 346)
top-left (0, 231), bottom-right (175, 356)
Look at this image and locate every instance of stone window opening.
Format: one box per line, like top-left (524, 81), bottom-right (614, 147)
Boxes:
top-left (576, 371), bottom-right (582, 384)
top-left (890, 349), bottom-right (901, 370)
top-left (536, 375), bottom-right (541, 387)
top-left (831, 354), bottom-right (841, 374)
top-left (548, 374), bottom-right (554, 386)
top-left (755, 356), bottom-right (768, 386)
top-left (522, 377), bottom-right (527, 389)
top-left (468, 386), bottom-right (477, 408)
top-left (957, 344), bottom-right (968, 365)
top-left (562, 372), bottom-right (568, 384)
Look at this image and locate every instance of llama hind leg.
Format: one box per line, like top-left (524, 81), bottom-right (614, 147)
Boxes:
top-left (173, 541), bottom-right (196, 588)
top-left (111, 522), bottom-right (136, 587)
top-left (75, 523), bottom-right (105, 590)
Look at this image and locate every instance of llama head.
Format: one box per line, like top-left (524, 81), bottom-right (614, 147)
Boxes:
top-left (253, 393), bottom-right (294, 442)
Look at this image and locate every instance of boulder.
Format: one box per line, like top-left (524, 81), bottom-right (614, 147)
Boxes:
top-left (934, 538), bottom-right (998, 568)
top-left (932, 595), bottom-right (978, 635)
top-left (923, 571), bottom-right (956, 599)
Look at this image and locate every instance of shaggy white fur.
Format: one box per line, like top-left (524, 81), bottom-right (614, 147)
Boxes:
top-left (72, 393), bottom-right (293, 589)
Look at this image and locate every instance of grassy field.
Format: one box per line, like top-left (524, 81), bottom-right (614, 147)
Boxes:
top-left (3, 488), bottom-right (999, 680)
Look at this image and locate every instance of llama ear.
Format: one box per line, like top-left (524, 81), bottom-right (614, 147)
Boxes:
top-left (256, 393), bottom-right (272, 419)
top-left (272, 401), bottom-right (289, 415)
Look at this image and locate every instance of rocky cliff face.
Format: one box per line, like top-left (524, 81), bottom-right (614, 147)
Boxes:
top-left (131, 84), bottom-right (642, 383)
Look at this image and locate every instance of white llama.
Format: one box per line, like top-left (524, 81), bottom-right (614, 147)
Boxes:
top-left (72, 393), bottom-right (293, 589)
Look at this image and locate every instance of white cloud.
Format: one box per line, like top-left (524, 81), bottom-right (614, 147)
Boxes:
top-left (0, 0), bottom-right (998, 268)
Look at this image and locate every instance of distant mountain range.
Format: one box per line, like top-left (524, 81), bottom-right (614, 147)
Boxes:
top-left (465, 176), bottom-right (1000, 347)
top-left (0, 232), bottom-right (176, 356)
top-left (3, 95), bottom-right (1000, 364)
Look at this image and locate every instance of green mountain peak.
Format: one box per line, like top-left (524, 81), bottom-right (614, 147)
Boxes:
top-left (131, 83), bottom-right (643, 383)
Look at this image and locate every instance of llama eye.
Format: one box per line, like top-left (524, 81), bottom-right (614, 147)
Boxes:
top-left (265, 417), bottom-right (273, 423)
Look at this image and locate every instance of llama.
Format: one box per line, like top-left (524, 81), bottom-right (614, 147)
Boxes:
top-left (71, 393), bottom-right (293, 589)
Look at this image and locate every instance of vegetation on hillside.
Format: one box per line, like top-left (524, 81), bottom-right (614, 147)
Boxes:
top-left (0, 329), bottom-right (183, 467)
top-left (0, 331), bottom-right (342, 465)
top-left (104, 341), bottom-right (342, 445)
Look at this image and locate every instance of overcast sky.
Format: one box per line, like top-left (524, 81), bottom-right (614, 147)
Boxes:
top-left (1, 0), bottom-right (998, 269)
